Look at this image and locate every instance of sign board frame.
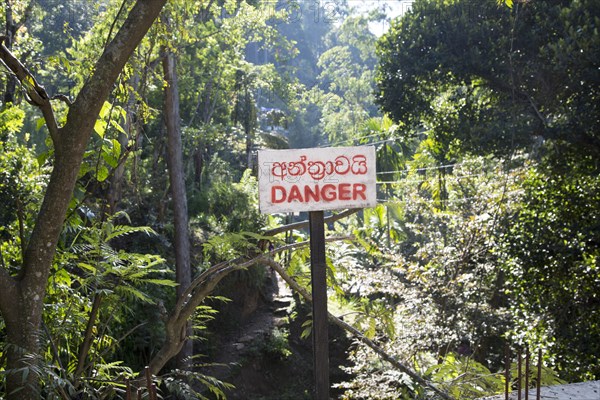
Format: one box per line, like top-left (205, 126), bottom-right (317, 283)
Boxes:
top-left (258, 146), bottom-right (377, 214)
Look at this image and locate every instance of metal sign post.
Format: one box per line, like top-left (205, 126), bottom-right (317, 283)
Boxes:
top-left (309, 210), bottom-right (329, 399)
top-left (257, 146), bottom-right (377, 399)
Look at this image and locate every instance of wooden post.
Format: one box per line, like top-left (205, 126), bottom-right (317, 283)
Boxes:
top-left (505, 345), bottom-right (510, 400)
top-left (517, 349), bottom-right (522, 400)
top-left (126, 379), bottom-right (132, 400)
top-left (309, 211), bottom-right (330, 399)
top-left (537, 349), bottom-right (542, 400)
top-left (525, 348), bottom-right (530, 400)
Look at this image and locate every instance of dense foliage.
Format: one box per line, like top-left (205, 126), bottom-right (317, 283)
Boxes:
top-left (376, 0), bottom-right (600, 157)
top-left (504, 160), bottom-right (600, 381)
top-left (375, 0), bottom-right (600, 389)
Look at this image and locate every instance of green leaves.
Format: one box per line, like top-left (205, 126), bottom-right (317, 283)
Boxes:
top-left (373, 3), bottom-right (600, 384)
top-left (427, 352), bottom-right (505, 399)
top-left (202, 231), bottom-right (268, 262)
top-left (93, 118), bottom-right (106, 138)
top-left (330, 153), bottom-right (529, 398)
top-left (162, 368), bottom-right (234, 400)
top-left (77, 100), bottom-right (129, 183)
top-left (377, 0), bottom-right (600, 158)
top-left (37, 208), bottom-right (176, 398)
top-left (63, 213), bottom-right (171, 301)
top-left (0, 109), bottom-right (47, 267)
top-left (503, 165), bottom-right (600, 381)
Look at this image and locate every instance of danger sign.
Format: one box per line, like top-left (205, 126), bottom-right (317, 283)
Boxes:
top-left (258, 146), bottom-right (377, 213)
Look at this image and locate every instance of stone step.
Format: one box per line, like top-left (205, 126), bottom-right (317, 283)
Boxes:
top-left (273, 307), bottom-right (291, 317)
top-left (272, 296), bottom-right (293, 306)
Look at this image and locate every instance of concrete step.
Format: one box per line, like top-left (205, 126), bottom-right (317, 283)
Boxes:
top-left (478, 380), bottom-right (600, 400)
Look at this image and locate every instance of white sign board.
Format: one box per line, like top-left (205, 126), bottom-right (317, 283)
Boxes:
top-left (258, 146), bottom-right (377, 214)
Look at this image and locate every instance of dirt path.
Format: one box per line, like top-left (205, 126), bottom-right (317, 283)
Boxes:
top-left (199, 268), bottom-right (301, 398)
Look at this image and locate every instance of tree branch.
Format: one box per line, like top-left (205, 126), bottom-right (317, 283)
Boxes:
top-left (147, 254), bottom-right (268, 374)
top-left (20, 0), bottom-right (167, 299)
top-left (145, 202), bottom-right (362, 374)
top-left (145, 209), bottom-right (362, 364)
top-left (51, 94), bottom-right (73, 106)
top-left (74, 292), bottom-right (103, 382)
top-left (263, 208), bottom-right (361, 237)
top-left (527, 95), bottom-right (547, 128)
top-left (0, 266), bottom-right (16, 296)
top-left (0, 36), bottom-right (60, 141)
top-left (173, 236), bottom-right (353, 321)
top-left (147, 236), bottom-right (352, 375)
top-left (66, 0), bottom-right (167, 147)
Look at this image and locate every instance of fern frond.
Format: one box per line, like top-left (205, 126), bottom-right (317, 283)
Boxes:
top-left (104, 225), bottom-right (156, 242)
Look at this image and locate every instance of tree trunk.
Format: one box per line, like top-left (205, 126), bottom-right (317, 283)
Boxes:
top-left (1, 278), bottom-right (41, 398)
top-left (162, 49), bottom-right (193, 367)
top-left (243, 89), bottom-right (256, 170)
top-left (0, 0), bottom-right (167, 397)
top-left (193, 148), bottom-right (204, 185)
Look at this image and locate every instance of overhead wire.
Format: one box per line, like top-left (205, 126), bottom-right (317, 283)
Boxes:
top-left (373, 159), bottom-right (527, 204)
top-left (376, 189), bottom-right (525, 206)
top-left (318, 131), bottom-right (390, 147)
top-left (315, 118), bottom-right (527, 209)
top-left (376, 172), bottom-right (489, 185)
top-left (376, 162), bottom-right (464, 176)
